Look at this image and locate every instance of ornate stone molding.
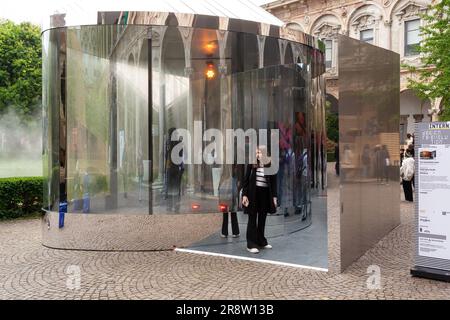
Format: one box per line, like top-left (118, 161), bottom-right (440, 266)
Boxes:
top-left (313, 22), bottom-right (341, 38)
top-left (383, 0), bottom-right (392, 7)
top-left (304, 15), bottom-right (310, 25)
top-left (351, 15), bottom-right (376, 31)
top-left (47, 10), bottom-right (325, 53)
top-left (395, 4), bottom-right (427, 23)
top-left (401, 55), bottom-right (421, 66)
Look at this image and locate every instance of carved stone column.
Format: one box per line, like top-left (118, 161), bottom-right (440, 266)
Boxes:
top-left (180, 27), bottom-right (195, 193)
top-left (184, 66), bottom-right (195, 194)
top-left (257, 35), bottom-right (266, 69)
top-left (399, 114), bottom-right (409, 125)
top-left (384, 20), bottom-right (392, 50)
top-left (153, 27), bottom-right (167, 186)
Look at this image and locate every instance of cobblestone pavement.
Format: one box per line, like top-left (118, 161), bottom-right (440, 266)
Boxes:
top-left (1, 201), bottom-right (450, 300)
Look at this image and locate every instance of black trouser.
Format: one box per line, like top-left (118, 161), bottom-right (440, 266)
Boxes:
top-left (246, 211), bottom-right (268, 248)
top-left (402, 179), bottom-right (413, 202)
top-left (246, 187), bottom-right (269, 249)
top-left (222, 212), bottom-right (240, 236)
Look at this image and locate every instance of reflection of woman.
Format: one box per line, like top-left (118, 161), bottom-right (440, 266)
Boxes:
top-left (220, 164), bottom-right (240, 238)
top-left (165, 128), bottom-right (184, 212)
top-left (242, 146), bottom-right (277, 254)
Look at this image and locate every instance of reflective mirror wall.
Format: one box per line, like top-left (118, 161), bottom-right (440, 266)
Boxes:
top-left (42, 22), bottom-right (327, 267)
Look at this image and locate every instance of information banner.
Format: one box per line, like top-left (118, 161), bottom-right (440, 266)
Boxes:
top-left (414, 122), bottom-right (450, 276)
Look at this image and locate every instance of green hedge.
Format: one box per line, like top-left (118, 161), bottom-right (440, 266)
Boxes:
top-left (0, 177), bottom-right (43, 220)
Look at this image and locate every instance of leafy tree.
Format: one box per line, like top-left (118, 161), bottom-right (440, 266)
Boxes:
top-left (0, 20), bottom-right (41, 122)
top-left (406, 0), bottom-right (450, 120)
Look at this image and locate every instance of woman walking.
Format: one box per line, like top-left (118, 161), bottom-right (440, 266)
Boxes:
top-left (400, 149), bottom-right (415, 202)
top-left (242, 146), bottom-right (277, 254)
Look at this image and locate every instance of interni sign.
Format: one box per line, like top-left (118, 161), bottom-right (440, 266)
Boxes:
top-left (428, 123), bottom-right (450, 130)
top-left (411, 122), bottom-right (450, 282)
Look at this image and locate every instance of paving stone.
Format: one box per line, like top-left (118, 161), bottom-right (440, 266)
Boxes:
top-left (1, 197), bottom-right (450, 299)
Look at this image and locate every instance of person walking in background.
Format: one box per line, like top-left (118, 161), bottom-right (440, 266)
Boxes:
top-left (405, 133), bottom-right (414, 148)
top-left (242, 146), bottom-right (277, 254)
top-left (407, 143), bottom-right (415, 188)
top-left (400, 149), bottom-right (415, 202)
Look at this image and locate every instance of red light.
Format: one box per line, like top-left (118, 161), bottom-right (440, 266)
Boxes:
top-left (205, 61), bottom-right (216, 79)
top-left (219, 204), bottom-right (228, 212)
top-left (191, 204), bottom-right (200, 210)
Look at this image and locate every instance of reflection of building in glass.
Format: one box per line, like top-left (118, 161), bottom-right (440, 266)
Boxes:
top-left (263, 0), bottom-right (442, 143)
top-left (41, 2), bottom-right (326, 251)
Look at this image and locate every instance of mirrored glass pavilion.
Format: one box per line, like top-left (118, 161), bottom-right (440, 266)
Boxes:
top-left (41, 1), bottom-right (327, 251)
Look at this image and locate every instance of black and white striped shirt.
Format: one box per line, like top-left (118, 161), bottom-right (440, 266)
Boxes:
top-left (256, 167), bottom-right (268, 187)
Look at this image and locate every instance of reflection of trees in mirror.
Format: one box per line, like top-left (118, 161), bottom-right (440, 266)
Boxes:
top-left (325, 100), bottom-right (338, 161)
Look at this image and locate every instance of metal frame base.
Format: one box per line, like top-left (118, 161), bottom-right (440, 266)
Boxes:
top-left (411, 266), bottom-right (450, 283)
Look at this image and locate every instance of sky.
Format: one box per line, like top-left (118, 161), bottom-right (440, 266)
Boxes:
top-left (0, 0), bottom-right (275, 26)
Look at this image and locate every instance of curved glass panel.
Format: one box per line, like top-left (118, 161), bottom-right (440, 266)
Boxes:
top-left (42, 25), bottom-right (326, 219)
top-left (228, 64), bottom-right (313, 227)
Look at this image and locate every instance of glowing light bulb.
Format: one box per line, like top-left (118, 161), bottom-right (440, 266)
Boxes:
top-left (205, 62), bottom-right (216, 79)
top-left (206, 69), bottom-right (216, 79)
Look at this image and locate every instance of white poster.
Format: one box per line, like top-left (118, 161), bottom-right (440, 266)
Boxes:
top-left (418, 144), bottom-right (450, 260)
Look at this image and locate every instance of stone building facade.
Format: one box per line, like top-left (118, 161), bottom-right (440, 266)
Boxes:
top-left (263, 0), bottom-right (444, 141)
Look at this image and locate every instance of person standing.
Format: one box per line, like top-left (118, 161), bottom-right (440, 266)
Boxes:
top-left (219, 164), bottom-right (240, 238)
top-left (242, 146), bottom-right (277, 254)
top-left (165, 128), bottom-right (184, 212)
top-left (361, 144), bottom-right (371, 178)
top-left (400, 150), bottom-right (415, 202)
